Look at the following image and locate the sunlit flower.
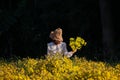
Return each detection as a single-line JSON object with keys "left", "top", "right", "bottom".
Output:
{"left": 69, "top": 36, "right": 87, "bottom": 51}
{"left": 0, "top": 54, "right": 120, "bottom": 80}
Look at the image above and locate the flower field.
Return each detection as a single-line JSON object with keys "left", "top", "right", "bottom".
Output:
{"left": 0, "top": 54, "right": 120, "bottom": 80}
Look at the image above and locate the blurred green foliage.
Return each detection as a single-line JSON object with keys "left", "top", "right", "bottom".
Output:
{"left": 0, "top": 0, "right": 115, "bottom": 60}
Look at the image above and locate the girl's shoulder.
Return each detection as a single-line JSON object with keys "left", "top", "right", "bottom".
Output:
{"left": 61, "top": 42, "right": 66, "bottom": 46}
{"left": 47, "top": 42, "right": 66, "bottom": 46}
{"left": 47, "top": 42, "right": 54, "bottom": 46}
{"left": 61, "top": 42, "right": 66, "bottom": 44}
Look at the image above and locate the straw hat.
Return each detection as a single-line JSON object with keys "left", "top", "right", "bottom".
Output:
{"left": 49, "top": 28, "right": 63, "bottom": 42}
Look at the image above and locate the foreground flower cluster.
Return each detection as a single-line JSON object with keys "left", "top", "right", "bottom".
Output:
{"left": 0, "top": 54, "right": 120, "bottom": 80}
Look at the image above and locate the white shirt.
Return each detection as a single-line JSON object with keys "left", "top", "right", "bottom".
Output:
{"left": 47, "top": 42, "right": 73, "bottom": 57}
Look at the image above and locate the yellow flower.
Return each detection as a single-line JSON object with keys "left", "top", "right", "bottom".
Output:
{"left": 70, "top": 37, "right": 75, "bottom": 41}
{"left": 69, "top": 36, "right": 87, "bottom": 51}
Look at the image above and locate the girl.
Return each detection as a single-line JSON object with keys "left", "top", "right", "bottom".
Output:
{"left": 47, "top": 28, "right": 77, "bottom": 57}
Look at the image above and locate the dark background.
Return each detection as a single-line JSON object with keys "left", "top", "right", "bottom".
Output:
{"left": 0, "top": 0, "right": 119, "bottom": 60}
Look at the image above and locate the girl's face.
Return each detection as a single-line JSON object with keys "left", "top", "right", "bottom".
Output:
{"left": 53, "top": 40, "right": 61, "bottom": 45}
